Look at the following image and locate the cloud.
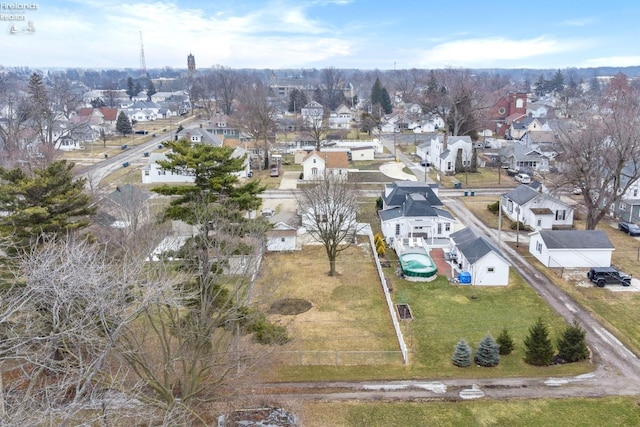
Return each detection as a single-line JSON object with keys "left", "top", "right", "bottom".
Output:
{"left": 416, "top": 36, "right": 586, "bottom": 68}
{"left": 559, "top": 17, "right": 597, "bottom": 27}
{"left": 582, "top": 56, "right": 640, "bottom": 68}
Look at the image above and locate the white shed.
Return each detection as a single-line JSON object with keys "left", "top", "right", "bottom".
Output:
{"left": 528, "top": 230, "right": 614, "bottom": 268}
{"left": 266, "top": 222, "right": 297, "bottom": 251}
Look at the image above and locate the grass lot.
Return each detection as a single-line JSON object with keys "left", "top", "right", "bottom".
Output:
{"left": 256, "top": 245, "right": 399, "bottom": 357}
{"left": 461, "top": 196, "right": 640, "bottom": 357}
{"left": 432, "top": 168, "right": 518, "bottom": 189}
{"left": 349, "top": 171, "right": 392, "bottom": 183}
{"left": 298, "top": 396, "right": 640, "bottom": 427}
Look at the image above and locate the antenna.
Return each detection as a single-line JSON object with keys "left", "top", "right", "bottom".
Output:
{"left": 139, "top": 30, "right": 147, "bottom": 76}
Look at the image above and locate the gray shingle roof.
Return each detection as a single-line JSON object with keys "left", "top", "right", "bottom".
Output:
{"left": 538, "top": 230, "right": 614, "bottom": 249}
{"left": 457, "top": 236, "right": 508, "bottom": 264}
{"left": 383, "top": 181, "right": 442, "bottom": 207}
{"left": 503, "top": 184, "right": 540, "bottom": 205}
{"left": 450, "top": 228, "right": 477, "bottom": 245}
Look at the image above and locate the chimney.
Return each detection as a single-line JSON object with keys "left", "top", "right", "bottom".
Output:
{"left": 186, "top": 131, "right": 191, "bottom": 141}
{"left": 442, "top": 133, "right": 448, "bottom": 151}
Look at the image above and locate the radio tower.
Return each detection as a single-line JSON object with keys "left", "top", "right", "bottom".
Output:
{"left": 139, "top": 30, "right": 147, "bottom": 76}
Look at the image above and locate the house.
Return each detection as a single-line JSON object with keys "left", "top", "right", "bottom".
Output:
{"left": 416, "top": 141, "right": 430, "bottom": 162}
{"left": 500, "top": 142, "right": 549, "bottom": 172}
{"left": 489, "top": 92, "right": 527, "bottom": 136}
{"left": 427, "top": 135, "right": 473, "bottom": 175}
{"left": 301, "top": 101, "right": 324, "bottom": 127}
{"left": 508, "top": 116, "right": 549, "bottom": 140}
{"left": 609, "top": 163, "right": 640, "bottom": 223}
{"left": 142, "top": 152, "right": 195, "bottom": 184}
{"left": 449, "top": 228, "right": 511, "bottom": 286}
{"left": 502, "top": 184, "right": 573, "bottom": 229}
{"left": 266, "top": 222, "right": 297, "bottom": 251}
{"left": 502, "top": 184, "right": 574, "bottom": 230}
{"left": 328, "top": 104, "right": 353, "bottom": 130}
{"left": 528, "top": 230, "right": 614, "bottom": 268}
{"left": 207, "top": 113, "right": 241, "bottom": 138}
{"left": 379, "top": 192, "right": 456, "bottom": 245}
{"left": 123, "top": 101, "right": 162, "bottom": 122}
{"left": 175, "top": 128, "right": 223, "bottom": 147}
{"left": 301, "top": 150, "right": 349, "bottom": 180}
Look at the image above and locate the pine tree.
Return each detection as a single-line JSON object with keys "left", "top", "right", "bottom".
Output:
{"left": 126, "top": 77, "right": 136, "bottom": 99}
{"left": 496, "top": 327, "right": 515, "bottom": 355}
{"left": 556, "top": 321, "right": 589, "bottom": 363}
{"left": 451, "top": 338, "right": 472, "bottom": 367}
{"left": 474, "top": 334, "right": 500, "bottom": 367}
{"left": 381, "top": 88, "right": 393, "bottom": 114}
{"left": 0, "top": 160, "right": 95, "bottom": 250}
{"left": 116, "top": 111, "right": 133, "bottom": 136}
{"left": 370, "top": 77, "right": 383, "bottom": 106}
{"left": 524, "top": 318, "right": 554, "bottom": 366}
{"left": 146, "top": 80, "right": 157, "bottom": 100}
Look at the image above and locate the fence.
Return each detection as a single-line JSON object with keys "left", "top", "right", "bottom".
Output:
{"left": 366, "top": 229, "right": 409, "bottom": 364}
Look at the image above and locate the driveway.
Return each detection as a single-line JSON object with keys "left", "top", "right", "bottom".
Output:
{"left": 379, "top": 162, "right": 417, "bottom": 181}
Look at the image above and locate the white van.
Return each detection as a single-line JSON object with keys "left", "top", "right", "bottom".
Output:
{"left": 515, "top": 173, "right": 531, "bottom": 184}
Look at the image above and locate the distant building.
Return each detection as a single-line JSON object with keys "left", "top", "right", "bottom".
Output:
{"left": 187, "top": 53, "right": 196, "bottom": 72}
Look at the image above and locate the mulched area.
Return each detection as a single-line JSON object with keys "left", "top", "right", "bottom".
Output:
{"left": 430, "top": 248, "right": 454, "bottom": 279}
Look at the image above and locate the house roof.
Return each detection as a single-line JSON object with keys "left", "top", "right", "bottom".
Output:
{"left": 536, "top": 230, "right": 614, "bottom": 249}
{"left": 176, "top": 128, "right": 223, "bottom": 147}
{"left": 503, "top": 184, "right": 540, "bottom": 205}
{"left": 303, "top": 150, "right": 349, "bottom": 168}
{"left": 450, "top": 228, "right": 477, "bottom": 245}
{"left": 108, "top": 184, "right": 151, "bottom": 206}
{"left": 457, "top": 236, "right": 509, "bottom": 264}
{"left": 379, "top": 193, "right": 454, "bottom": 221}
{"left": 383, "top": 181, "right": 442, "bottom": 207}
{"left": 267, "top": 222, "right": 297, "bottom": 237}
{"left": 530, "top": 207, "right": 553, "bottom": 215}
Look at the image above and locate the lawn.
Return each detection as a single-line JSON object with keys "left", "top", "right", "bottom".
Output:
{"left": 461, "top": 196, "right": 640, "bottom": 357}
{"left": 432, "top": 167, "right": 517, "bottom": 189}
{"left": 298, "top": 396, "right": 640, "bottom": 427}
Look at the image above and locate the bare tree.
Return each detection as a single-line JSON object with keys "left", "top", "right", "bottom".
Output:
{"left": 213, "top": 66, "right": 242, "bottom": 116}
{"left": 316, "top": 67, "right": 346, "bottom": 110}
{"left": 557, "top": 73, "right": 640, "bottom": 229}
{"left": 303, "top": 106, "right": 328, "bottom": 150}
{"left": 233, "top": 80, "right": 278, "bottom": 169}
{"left": 191, "top": 73, "right": 217, "bottom": 119}
{"left": 297, "top": 175, "right": 363, "bottom": 276}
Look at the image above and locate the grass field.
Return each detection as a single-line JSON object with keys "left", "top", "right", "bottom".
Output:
{"left": 461, "top": 195, "right": 640, "bottom": 357}
{"left": 298, "top": 396, "right": 640, "bottom": 427}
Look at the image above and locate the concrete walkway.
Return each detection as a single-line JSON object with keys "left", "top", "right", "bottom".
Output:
{"left": 379, "top": 161, "right": 417, "bottom": 181}
{"left": 278, "top": 171, "right": 300, "bottom": 190}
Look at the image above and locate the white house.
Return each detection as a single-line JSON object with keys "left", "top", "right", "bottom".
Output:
{"left": 509, "top": 116, "right": 549, "bottom": 140}
{"left": 528, "top": 230, "right": 614, "bottom": 268}
{"left": 427, "top": 135, "right": 474, "bottom": 175}
{"left": 328, "top": 104, "right": 353, "bottom": 130}
{"left": 449, "top": 228, "right": 510, "bottom": 286}
{"left": 502, "top": 185, "right": 574, "bottom": 230}
{"left": 416, "top": 141, "right": 430, "bottom": 162}
{"left": 301, "top": 150, "right": 349, "bottom": 181}
{"left": 142, "top": 152, "right": 194, "bottom": 184}
{"left": 379, "top": 193, "right": 456, "bottom": 245}
{"left": 301, "top": 101, "right": 324, "bottom": 127}
{"left": 266, "top": 222, "right": 297, "bottom": 251}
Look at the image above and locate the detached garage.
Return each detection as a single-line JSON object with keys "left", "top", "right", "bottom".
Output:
{"left": 528, "top": 230, "right": 614, "bottom": 268}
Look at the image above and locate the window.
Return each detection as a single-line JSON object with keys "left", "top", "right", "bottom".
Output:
{"left": 447, "top": 161, "right": 452, "bottom": 170}
{"left": 498, "top": 107, "right": 506, "bottom": 115}
{"left": 445, "top": 223, "right": 451, "bottom": 232}
{"left": 281, "top": 238, "right": 285, "bottom": 242}
{"left": 437, "top": 223, "right": 442, "bottom": 234}
{"left": 555, "top": 210, "right": 566, "bottom": 220}
{"left": 144, "top": 170, "right": 149, "bottom": 176}
{"left": 537, "top": 219, "right": 542, "bottom": 227}
{"left": 536, "top": 241, "right": 543, "bottom": 253}
{"left": 634, "top": 189, "right": 638, "bottom": 197}
{"left": 312, "top": 167, "right": 318, "bottom": 175}
{"left": 487, "top": 267, "right": 495, "bottom": 273}
{"left": 395, "top": 224, "right": 400, "bottom": 235}
{"left": 620, "top": 202, "right": 626, "bottom": 210}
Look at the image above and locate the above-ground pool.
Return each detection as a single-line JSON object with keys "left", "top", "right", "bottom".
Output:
{"left": 400, "top": 252, "right": 438, "bottom": 280}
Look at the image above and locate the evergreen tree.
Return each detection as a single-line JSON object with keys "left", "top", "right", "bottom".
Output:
{"left": 370, "top": 77, "right": 384, "bottom": 106}
{"left": 152, "top": 139, "right": 265, "bottom": 223}
{"left": 381, "top": 87, "right": 393, "bottom": 114}
{"left": 470, "top": 147, "right": 478, "bottom": 172}
{"left": 0, "top": 160, "right": 95, "bottom": 250}
{"left": 126, "top": 77, "right": 136, "bottom": 99}
{"left": 455, "top": 148, "right": 463, "bottom": 173}
{"left": 524, "top": 318, "right": 554, "bottom": 366}
{"left": 288, "top": 88, "right": 308, "bottom": 113}
{"left": 474, "top": 334, "right": 500, "bottom": 367}
{"left": 134, "top": 81, "right": 143, "bottom": 97}
{"left": 451, "top": 338, "right": 472, "bottom": 367}
{"left": 146, "top": 79, "right": 157, "bottom": 100}
{"left": 556, "top": 321, "right": 589, "bottom": 363}
{"left": 116, "top": 111, "right": 133, "bottom": 136}
{"left": 496, "top": 327, "right": 515, "bottom": 355}
{"left": 551, "top": 69, "right": 565, "bottom": 93}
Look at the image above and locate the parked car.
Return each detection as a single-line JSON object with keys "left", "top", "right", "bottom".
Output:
{"left": 514, "top": 173, "right": 531, "bottom": 184}
{"left": 618, "top": 221, "right": 640, "bottom": 236}
{"left": 420, "top": 160, "right": 431, "bottom": 167}
{"left": 587, "top": 267, "right": 632, "bottom": 287}
{"left": 506, "top": 168, "right": 519, "bottom": 176}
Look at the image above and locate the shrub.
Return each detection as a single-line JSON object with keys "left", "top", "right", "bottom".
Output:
{"left": 510, "top": 220, "right": 526, "bottom": 230}
{"left": 246, "top": 315, "right": 290, "bottom": 345}
{"left": 556, "top": 321, "right": 589, "bottom": 363}
{"left": 269, "top": 298, "right": 312, "bottom": 315}
{"left": 474, "top": 334, "right": 500, "bottom": 367}
{"left": 524, "top": 318, "right": 554, "bottom": 366}
{"left": 451, "top": 338, "right": 472, "bottom": 367}
{"left": 375, "top": 197, "right": 383, "bottom": 210}
{"left": 487, "top": 200, "right": 500, "bottom": 214}
{"left": 496, "top": 327, "right": 515, "bottom": 355}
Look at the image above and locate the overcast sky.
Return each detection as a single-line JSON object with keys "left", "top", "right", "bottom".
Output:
{"left": 4, "top": 0, "right": 640, "bottom": 70}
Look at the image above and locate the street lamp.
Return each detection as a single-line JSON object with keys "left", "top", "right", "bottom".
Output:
{"left": 515, "top": 206, "right": 521, "bottom": 247}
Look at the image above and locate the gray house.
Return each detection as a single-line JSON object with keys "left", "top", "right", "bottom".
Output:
{"left": 528, "top": 230, "right": 614, "bottom": 268}
{"left": 449, "top": 228, "right": 510, "bottom": 286}
{"left": 502, "top": 184, "right": 574, "bottom": 230}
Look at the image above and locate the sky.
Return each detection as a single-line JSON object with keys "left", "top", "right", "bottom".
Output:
{"left": 4, "top": 0, "right": 640, "bottom": 71}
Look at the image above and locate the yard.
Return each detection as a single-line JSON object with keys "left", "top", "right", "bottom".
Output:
{"left": 461, "top": 195, "right": 640, "bottom": 357}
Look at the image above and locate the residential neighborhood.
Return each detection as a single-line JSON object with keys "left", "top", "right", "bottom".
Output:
{"left": 3, "top": 52, "right": 640, "bottom": 425}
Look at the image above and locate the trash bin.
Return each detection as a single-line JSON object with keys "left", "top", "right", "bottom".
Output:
{"left": 143, "top": 152, "right": 149, "bottom": 157}
{"left": 464, "top": 191, "right": 468, "bottom": 196}
{"left": 103, "top": 153, "right": 108, "bottom": 159}
{"left": 122, "top": 162, "right": 129, "bottom": 168}
{"left": 470, "top": 191, "right": 475, "bottom": 196}
{"left": 121, "top": 144, "right": 127, "bottom": 150}
{"left": 158, "top": 144, "right": 163, "bottom": 149}
{"left": 454, "top": 182, "right": 462, "bottom": 189}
